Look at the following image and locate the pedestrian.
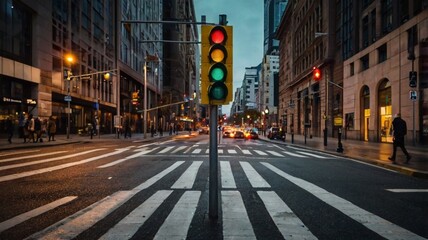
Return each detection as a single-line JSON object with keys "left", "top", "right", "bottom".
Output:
{"left": 158, "top": 124, "right": 163, "bottom": 136}
{"left": 388, "top": 113, "right": 411, "bottom": 163}
{"left": 18, "top": 113, "right": 25, "bottom": 138}
{"left": 27, "top": 114, "right": 35, "bottom": 143}
{"left": 5, "top": 116, "right": 14, "bottom": 144}
{"left": 34, "top": 117, "right": 42, "bottom": 143}
{"left": 47, "top": 116, "right": 57, "bottom": 141}
{"left": 124, "top": 116, "right": 131, "bottom": 139}
{"left": 151, "top": 124, "right": 155, "bottom": 137}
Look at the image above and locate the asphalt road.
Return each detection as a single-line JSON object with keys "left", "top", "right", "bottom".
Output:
{"left": 0, "top": 134, "right": 427, "bottom": 239}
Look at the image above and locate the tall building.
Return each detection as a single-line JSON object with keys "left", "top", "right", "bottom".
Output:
{"left": 259, "top": 54, "right": 280, "bottom": 126}
{"left": 0, "top": 0, "right": 197, "bottom": 136}
{"left": 264, "top": 0, "right": 288, "bottom": 55}
{"left": 242, "top": 66, "right": 260, "bottom": 111}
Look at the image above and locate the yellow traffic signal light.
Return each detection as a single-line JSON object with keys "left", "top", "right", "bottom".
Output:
{"left": 201, "top": 25, "right": 233, "bottom": 105}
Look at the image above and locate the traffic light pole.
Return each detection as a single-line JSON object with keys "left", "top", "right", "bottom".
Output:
{"left": 209, "top": 105, "right": 219, "bottom": 219}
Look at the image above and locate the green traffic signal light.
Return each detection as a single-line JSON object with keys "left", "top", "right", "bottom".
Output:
{"left": 209, "top": 63, "right": 227, "bottom": 82}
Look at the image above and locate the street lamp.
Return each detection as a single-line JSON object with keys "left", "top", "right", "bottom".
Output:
{"left": 65, "top": 54, "right": 75, "bottom": 139}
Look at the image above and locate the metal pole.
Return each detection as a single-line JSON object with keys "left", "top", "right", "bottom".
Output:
{"left": 209, "top": 105, "right": 218, "bottom": 219}
{"left": 413, "top": 100, "right": 416, "bottom": 146}
{"left": 67, "top": 80, "right": 70, "bottom": 139}
{"left": 143, "top": 60, "right": 148, "bottom": 139}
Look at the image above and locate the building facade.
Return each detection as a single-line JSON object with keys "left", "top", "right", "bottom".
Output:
{"left": 0, "top": 0, "right": 197, "bottom": 136}
{"left": 276, "top": 0, "right": 428, "bottom": 145}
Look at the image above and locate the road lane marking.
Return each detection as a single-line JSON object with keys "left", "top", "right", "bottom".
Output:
{"left": 239, "top": 162, "right": 270, "bottom": 188}
{"left": 0, "top": 196, "right": 77, "bottom": 233}
{"left": 254, "top": 150, "right": 267, "bottom": 156}
{"left": 100, "top": 190, "right": 173, "bottom": 240}
{"left": 242, "top": 150, "right": 251, "bottom": 155}
{"left": 159, "top": 146, "right": 174, "bottom": 154}
{"left": 0, "top": 149, "right": 40, "bottom": 157}
{"left": 171, "top": 161, "right": 203, "bottom": 189}
{"left": 298, "top": 151, "right": 328, "bottom": 159}
{"left": 221, "top": 161, "right": 236, "bottom": 189}
{"left": 0, "top": 149, "right": 127, "bottom": 183}
{"left": 218, "top": 149, "right": 224, "bottom": 154}
{"left": 191, "top": 149, "right": 202, "bottom": 154}
{"left": 27, "top": 161, "right": 184, "bottom": 239}
{"left": 154, "top": 191, "right": 201, "bottom": 240}
{"left": 0, "top": 149, "right": 104, "bottom": 171}
{"left": 222, "top": 191, "right": 256, "bottom": 240}
{"left": 228, "top": 149, "right": 237, "bottom": 154}
{"left": 386, "top": 189, "right": 428, "bottom": 193}
{"left": 266, "top": 150, "right": 284, "bottom": 157}
{"left": 172, "top": 146, "right": 187, "bottom": 153}
{"left": 0, "top": 151, "right": 68, "bottom": 163}
{"left": 282, "top": 151, "right": 308, "bottom": 158}
{"left": 261, "top": 162, "right": 426, "bottom": 240}
{"left": 257, "top": 191, "right": 317, "bottom": 239}
{"left": 97, "top": 147, "right": 159, "bottom": 168}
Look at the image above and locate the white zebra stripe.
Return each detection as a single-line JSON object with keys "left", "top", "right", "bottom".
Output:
{"left": 100, "top": 190, "right": 173, "bottom": 240}
{"left": 154, "top": 191, "right": 201, "bottom": 240}
{"left": 242, "top": 150, "right": 252, "bottom": 155}
{"left": 171, "top": 161, "right": 203, "bottom": 189}
{"left": 254, "top": 150, "right": 268, "bottom": 156}
{"left": 257, "top": 191, "right": 317, "bottom": 239}
{"left": 239, "top": 162, "right": 270, "bottom": 188}
{"left": 261, "top": 162, "right": 426, "bottom": 240}
{"left": 221, "top": 161, "right": 236, "bottom": 189}
{"left": 298, "top": 151, "right": 328, "bottom": 159}
{"left": 159, "top": 146, "right": 174, "bottom": 154}
{"left": 0, "top": 196, "right": 77, "bottom": 233}
{"left": 222, "top": 191, "right": 256, "bottom": 240}
{"left": 282, "top": 151, "right": 308, "bottom": 158}
{"left": 266, "top": 150, "right": 284, "bottom": 157}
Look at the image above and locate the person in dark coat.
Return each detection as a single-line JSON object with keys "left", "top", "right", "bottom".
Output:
{"left": 5, "top": 116, "right": 14, "bottom": 144}
{"left": 388, "top": 113, "right": 411, "bottom": 163}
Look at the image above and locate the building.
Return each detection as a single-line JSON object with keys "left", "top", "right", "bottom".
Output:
{"left": 0, "top": 0, "right": 197, "bottom": 137}
{"left": 259, "top": 53, "right": 280, "bottom": 127}
{"left": 276, "top": 0, "right": 342, "bottom": 140}
{"left": 242, "top": 66, "right": 260, "bottom": 111}
{"left": 264, "top": 0, "right": 288, "bottom": 55}
{"left": 342, "top": 1, "right": 428, "bottom": 144}
{"left": 276, "top": 0, "right": 428, "bottom": 145}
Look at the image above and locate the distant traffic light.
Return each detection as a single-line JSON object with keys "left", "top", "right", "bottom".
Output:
{"left": 313, "top": 67, "right": 321, "bottom": 81}
{"left": 201, "top": 25, "right": 233, "bottom": 105}
{"left": 409, "top": 71, "right": 417, "bottom": 88}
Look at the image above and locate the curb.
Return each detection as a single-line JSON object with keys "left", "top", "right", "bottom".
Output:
{"left": 258, "top": 138, "right": 428, "bottom": 179}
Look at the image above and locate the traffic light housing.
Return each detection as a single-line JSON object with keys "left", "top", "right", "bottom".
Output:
{"left": 409, "top": 71, "right": 417, "bottom": 88}
{"left": 201, "top": 25, "right": 233, "bottom": 105}
{"left": 313, "top": 67, "right": 321, "bottom": 81}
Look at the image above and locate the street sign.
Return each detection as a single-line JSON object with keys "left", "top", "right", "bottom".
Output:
{"left": 64, "top": 95, "right": 72, "bottom": 102}
{"left": 409, "top": 90, "right": 417, "bottom": 101}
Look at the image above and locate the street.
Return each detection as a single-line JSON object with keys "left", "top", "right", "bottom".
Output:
{"left": 0, "top": 134, "right": 427, "bottom": 240}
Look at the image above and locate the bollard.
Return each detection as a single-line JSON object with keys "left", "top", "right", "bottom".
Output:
{"left": 337, "top": 127, "right": 344, "bottom": 153}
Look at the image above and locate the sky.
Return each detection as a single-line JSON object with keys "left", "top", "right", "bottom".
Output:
{"left": 194, "top": 0, "right": 264, "bottom": 116}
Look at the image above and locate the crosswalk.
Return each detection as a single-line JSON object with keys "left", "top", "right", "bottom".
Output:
{"left": 0, "top": 147, "right": 426, "bottom": 239}
{"left": 131, "top": 145, "right": 331, "bottom": 159}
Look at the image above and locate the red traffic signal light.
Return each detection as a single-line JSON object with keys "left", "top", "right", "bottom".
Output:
{"left": 313, "top": 67, "right": 321, "bottom": 81}
{"left": 201, "top": 25, "right": 233, "bottom": 105}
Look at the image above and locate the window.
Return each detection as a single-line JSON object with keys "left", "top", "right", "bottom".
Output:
{"left": 360, "top": 54, "right": 369, "bottom": 71}
{"left": 381, "top": 0, "right": 393, "bottom": 33}
{"left": 362, "top": 16, "right": 369, "bottom": 48}
{"left": 350, "top": 62, "right": 354, "bottom": 76}
{"left": 378, "top": 44, "right": 387, "bottom": 63}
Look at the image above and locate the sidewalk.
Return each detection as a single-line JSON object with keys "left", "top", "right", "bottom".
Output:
{"left": 259, "top": 133, "right": 428, "bottom": 178}
{"left": 1, "top": 132, "right": 427, "bottom": 178}
{"left": 0, "top": 132, "right": 188, "bottom": 151}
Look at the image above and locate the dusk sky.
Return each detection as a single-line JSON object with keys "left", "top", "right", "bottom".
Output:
{"left": 194, "top": 0, "right": 264, "bottom": 115}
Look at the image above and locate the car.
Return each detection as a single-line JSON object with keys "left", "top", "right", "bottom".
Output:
{"left": 268, "top": 127, "right": 280, "bottom": 139}
{"left": 198, "top": 127, "right": 209, "bottom": 134}
{"left": 245, "top": 131, "right": 259, "bottom": 139}
{"left": 223, "top": 131, "right": 232, "bottom": 138}
{"left": 232, "top": 130, "right": 245, "bottom": 139}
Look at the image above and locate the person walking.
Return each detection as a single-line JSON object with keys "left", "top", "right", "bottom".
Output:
{"left": 34, "top": 117, "right": 42, "bottom": 143}
{"left": 27, "top": 114, "right": 35, "bottom": 143}
{"left": 388, "top": 113, "right": 411, "bottom": 163}
{"left": 47, "top": 116, "right": 57, "bottom": 141}
{"left": 5, "top": 116, "right": 14, "bottom": 144}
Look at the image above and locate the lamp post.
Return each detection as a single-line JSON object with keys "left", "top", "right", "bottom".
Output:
{"left": 65, "top": 54, "right": 74, "bottom": 139}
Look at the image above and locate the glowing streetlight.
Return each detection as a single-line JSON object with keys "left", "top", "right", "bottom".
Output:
{"left": 65, "top": 53, "right": 75, "bottom": 139}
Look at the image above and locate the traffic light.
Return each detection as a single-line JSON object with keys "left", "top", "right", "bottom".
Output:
{"left": 201, "top": 25, "right": 233, "bottom": 105}
{"left": 409, "top": 71, "right": 417, "bottom": 88}
{"left": 313, "top": 67, "right": 321, "bottom": 81}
